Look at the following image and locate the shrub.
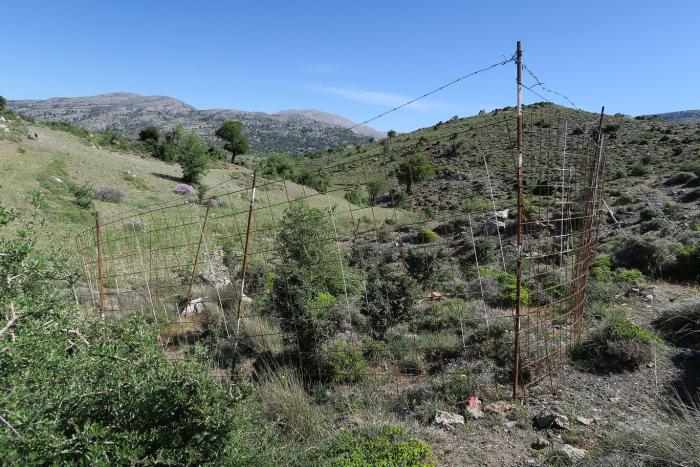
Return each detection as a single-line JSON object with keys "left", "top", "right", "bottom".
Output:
{"left": 591, "top": 255, "right": 613, "bottom": 281}
{"left": 630, "top": 164, "right": 650, "bottom": 176}
{"left": 95, "top": 184, "right": 126, "bottom": 203}
{"left": 67, "top": 182, "right": 95, "bottom": 209}
{"left": 612, "top": 236, "right": 676, "bottom": 276}
{"left": 178, "top": 132, "right": 211, "bottom": 184}
{"left": 669, "top": 245, "right": 700, "bottom": 282}
{"left": 615, "top": 268, "right": 645, "bottom": 286}
{"left": 466, "top": 321, "right": 515, "bottom": 382}
{"left": 403, "top": 247, "right": 447, "bottom": 289}
{"left": 344, "top": 186, "right": 367, "bottom": 206}
{"left": 174, "top": 183, "right": 197, "bottom": 196}
{"left": 570, "top": 313, "right": 662, "bottom": 372}
{"left": 320, "top": 339, "right": 368, "bottom": 383}
{"left": 323, "top": 425, "right": 434, "bottom": 466}
{"left": 271, "top": 201, "right": 348, "bottom": 356}
{"left": 663, "top": 172, "right": 695, "bottom": 186}
{"left": 361, "top": 270, "right": 420, "bottom": 339}
{"left": 417, "top": 227, "right": 439, "bottom": 244}
{"left": 0, "top": 214, "right": 243, "bottom": 465}
{"left": 366, "top": 177, "right": 388, "bottom": 205}
{"left": 412, "top": 298, "right": 475, "bottom": 331}
{"left": 653, "top": 298, "right": 700, "bottom": 347}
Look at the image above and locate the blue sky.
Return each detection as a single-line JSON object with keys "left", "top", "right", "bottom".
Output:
{"left": 3, "top": 0, "right": 699, "bottom": 132}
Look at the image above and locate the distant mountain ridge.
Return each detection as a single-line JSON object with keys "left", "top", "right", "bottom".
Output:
{"left": 8, "top": 93, "right": 386, "bottom": 154}
{"left": 642, "top": 110, "right": 700, "bottom": 123}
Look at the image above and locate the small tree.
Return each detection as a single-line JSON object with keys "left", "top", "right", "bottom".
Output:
{"left": 271, "top": 201, "right": 348, "bottom": 354}
{"left": 0, "top": 95, "right": 6, "bottom": 110}
{"left": 387, "top": 129, "right": 397, "bottom": 139}
{"left": 138, "top": 125, "right": 160, "bottom": 144}
{"left": 178, "top": 132, "right": 211, "bottom": 184}
{"left": 366, "top": 177, "right": 388, "bottom": 205}
{"left": 215, "top": 120, "right": 249, "bottom": 163}
{"left": 362, "top": 270, "right": 420, "bottom": 339}
{"left": 396, "top": 153, "right": 434, "bottom": 194}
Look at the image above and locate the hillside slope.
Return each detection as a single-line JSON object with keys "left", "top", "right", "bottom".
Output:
{"left": 297, "top": 103, "right": 700, "bottom": 248}
{"left": 8, "top": 93, "right": 380, "bottom": 154}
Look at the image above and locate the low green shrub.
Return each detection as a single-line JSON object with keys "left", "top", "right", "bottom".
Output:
{"left": 344, "top": 186, "right": 367, "bottom": 206}
{"left": 570, "top": 313, "right": 662, "bottom": 372}
{"left": 323, "top": 425, "right": 434, "bottom": 466}
{"left": 320, "top": 339, "right": 368, "bottom": 383}
{"left": 615, "top": 268, "right": 645, "bottom": 287}
{"left": 417, "top": 227, "right": 439, "bottom": 244}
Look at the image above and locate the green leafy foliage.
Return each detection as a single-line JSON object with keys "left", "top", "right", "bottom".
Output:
{"left": 323, "top": 425, "right": 434, "bottom": 466}
{"left": 320, "top": 339, "right": 368, "bottom": 383}
{"left": 178, "top": 132, "right": 211, "bottom": 184}
{"left": 0, "top": 214, "right": 243, "bottom": 465}
{"left": 361, "top": 270, "right": 420, "bottom": 339}
{"left": 396, "top": 153, "right": 434, "bottom": 194}
{"left": 215, "top": 120, "right": 249, "bottom": 163}
{"left": 271, "top": 201, "right": 349, "bottom": 354}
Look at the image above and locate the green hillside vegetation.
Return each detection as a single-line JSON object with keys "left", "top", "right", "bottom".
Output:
{"left": 2, "top": 102, "right": 700, "bottom": 464}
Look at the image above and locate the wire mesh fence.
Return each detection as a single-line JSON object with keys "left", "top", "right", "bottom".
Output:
{"left": 75, "top": 107, "right": 607, "bottom": 397}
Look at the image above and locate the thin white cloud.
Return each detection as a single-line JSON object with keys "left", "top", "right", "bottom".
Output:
{"left": 315, "top": 85, "right": 450, "bottom": 111}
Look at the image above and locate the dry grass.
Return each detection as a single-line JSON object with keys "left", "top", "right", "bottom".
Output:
{"left": 592, "top": 397, "right": 700, "bottom": 466}
{"left": 256, "top": 369, "right": 329, "bottom": 443}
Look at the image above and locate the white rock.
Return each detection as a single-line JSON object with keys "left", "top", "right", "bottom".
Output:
{"left": 558, "top": 444, "right": 587, "bottom": 461}
{"left": 434, "top": 410, "right": 465, "bottom": 426}
{"left": 575, "top": 416, "right": 593, "bottom": 426}
{"left": 0, "top": 116, "right": 6, "bottom": 122}
{"left": 182, "top": 297, "right": 204, "bottom": 316}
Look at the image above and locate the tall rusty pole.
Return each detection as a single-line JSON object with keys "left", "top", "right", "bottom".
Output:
{"left": 235, "top": 172, "right": 258, "bottom": 339}
{"left": 513, "top": 40, "right": 524, "bottom": 399}
{"left": 95, "top": 211, "right": 106, "bottom": 319}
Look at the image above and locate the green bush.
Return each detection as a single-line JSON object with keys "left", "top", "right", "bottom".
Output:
{"left": 344, "top": 186, "right": 367, "bottom": 206}
{"left": 670, "top": 245, "right": 700, "bottom": 282}
{"left": 416, "top": 227, "right": 439, "bottom": 244}
{"left": 570, "top": 313, "right": 662, "bottom": 372}
{"left": 323, "top": 425, "right": 434, "bottom": 466}
{"left": 403, "top": 247, "right": 447, "bottom": 289}
{"left": 67, "top": 182, "right": 96, "bottom": 209}
{"left": 615, "top": 268, "right": 645, "bottom": 286}
{"left": 612, "top": 236, "right": 676, "bottom": 276}
{"left": 271, "top": 201, "right": 349, "bottom": 355}
{"left": 320, "top": 339, "right": 368, "bottom": 383}
{"left": 466, "top": 321, "right": 514, "bottom": 382}
{"left": 591, "top": 255, "right": 613, "bottom": 281}
{"left": 361, "top": 270, "right": 420, "bottom": 339}
{"left": 0, "top": 211, "right": 242, "bottom": 465}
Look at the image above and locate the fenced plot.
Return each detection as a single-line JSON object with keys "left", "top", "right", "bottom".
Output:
{"left": 75, "top": 107, "right": 607, "bottom": 397}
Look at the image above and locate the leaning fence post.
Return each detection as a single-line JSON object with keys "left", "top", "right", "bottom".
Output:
{"left": 186, "top": 202, "right": 212, "bottom": 307}
{"left": 95, "top": 211, "right": 106, "bottom": 319}
{"left": 513, "top": 40, "right": 524, "bottom": 399}
{"left": 235, "top": 172, "right": 257, "bottom": 341}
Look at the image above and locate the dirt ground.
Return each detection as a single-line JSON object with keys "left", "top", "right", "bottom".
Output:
{"left": 421, "top": 282, "right": 699, "bottom": 466}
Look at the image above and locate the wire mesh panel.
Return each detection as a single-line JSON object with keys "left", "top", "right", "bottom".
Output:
{"left": 75, "top": 108, "right": 607, "bottom": 395}
{"left": 517, "top": 110, "right": 607, "bottom": 391}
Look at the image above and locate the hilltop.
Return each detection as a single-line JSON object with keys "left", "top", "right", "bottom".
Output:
{"left": 646, "top": 109, "right": 700, "bottom": 124}
{"left": 8, "top": 93, "right": 384, "bottom": 154}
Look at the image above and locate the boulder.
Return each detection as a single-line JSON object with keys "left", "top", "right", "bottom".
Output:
{"left": 533, "top": 411, "right": 569, "bottom": 430}
{"left": 557, "top": 444, "right": 586, "bottom": 462}
{"left": 575, "top": 416, "right": 593, "bottom": 426}
{"left": 486, "top": 400, "right": 516, "bottom": 416}
{"left": 182, "top": 297, "right": 204, "bottom": 317}
{"left": 434, "top": 410, "right": 465, "bottom": 427}
{"left": 482, "top": 218, "right": 506, "bottom": 236}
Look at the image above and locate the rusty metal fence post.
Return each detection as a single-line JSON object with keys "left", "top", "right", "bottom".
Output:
{"left": 234, "top": 172, "right": 258, "bottom": 343}
{"left": 513, "top": 40, "right": 524, "bottom": 399}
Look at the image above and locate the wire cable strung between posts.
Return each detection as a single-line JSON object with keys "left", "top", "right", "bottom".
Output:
{"left": 346, "top": 53, "right": 517, "bottom": 131}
